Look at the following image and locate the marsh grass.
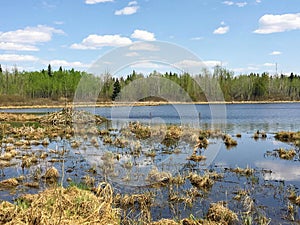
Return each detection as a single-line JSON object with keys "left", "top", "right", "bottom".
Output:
{"left": 0, "top": 111, "right": 299, "bottom": 224}
{"left": 0, "top": 182, "right": 120, "bottom": 225}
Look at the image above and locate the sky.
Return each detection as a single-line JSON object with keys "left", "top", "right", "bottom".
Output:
{"left": 0, "top": 0, "right": 300, "bottom": 76}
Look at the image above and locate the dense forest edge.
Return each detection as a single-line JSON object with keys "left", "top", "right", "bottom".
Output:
{"left": 0, "top": 64, "right": 299, "bottom": 106}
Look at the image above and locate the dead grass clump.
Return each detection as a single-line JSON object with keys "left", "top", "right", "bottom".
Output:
{"left": 276, "top": 148, "right": 296, "bottom": 160}
{"left": 150, "top": 218, "right": 179, "bottom": 225}
{"left": 187, "top": 153, "right": 206, "bottom": 162}
{"left": 188, "top": 173, "right": 214, "bottom": 190}
{"left": 0, "top": 182, "right": 119, "bottom": 224}
{"left": 0, "top": 152, "right": 14, "bottom": 161}
{"left": 129, "top": 121, "right": 151, "bottom": 139}
{"left": 162, "top": 126, "right": 183, "bottom": 147}
{"left": 206, "top": 202, "right": 238, "bottom": 225}
{"left": 0, "top": 178, "right": 19, "bottom": 187}
{"left": 0, "top": 113, "right": 39, "bottom": 122}
{"left": 21, "top": 155, "right": 38, "bottom": 168}
{"left": 230, "top": 167, "right": 254, "bottom": 176}
{"left": 233, "top": 189, "right": 249, "bottom": 201}
{"left": 147, "top": 167, "right": 172, "bottom": 185}
{"left": 114, "top": 192, "right": 153, "bottom": 223}
{"left": 223, "top": 135, "right": 237, "bottom": 147}
{"left": 288, "top": 189, "right": 300, "bottom": 206}
{"left": 0, "top": 201, "right": 16, "bottom": 224}
{"left": 275, "top": 131, "right": 300, "bottom": 146}
{"left": 24, "top": 182, "right": 39, "bottom": 188}
{"left": 43, "top": 167, "right": 60, "bottom": 180}
{"left": 171, "top": 175, "right": 186, "bottom": 185}
{"left": 0, "top": 160, "right": 11, "bottom": 168}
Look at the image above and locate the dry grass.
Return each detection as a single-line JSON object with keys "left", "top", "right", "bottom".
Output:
{"left": 206, "top": 202, "right": 238, "bottom": 225}
{"left": 276, "top": 148, "right": 296, "bottom": 160}
{"left": 187, "top": 153, "right": 206, "bottom": 162}
{"left": 0, "top": 178, "right": 19, "bottom": 187}
{"left": 0, "top": 113, "right": 38, "bottom": 122}
{"left": 223, "top": 135, "right": 237, "bottom": 147}
{"left": 230, "top": 167, "right": 254, "bottom": 176}
{"left": 275, "top": 131, "right": 300, "bottom": 146}
{"left": 43, "top": 167, "right": 60, "bottom": 180}
{"left": 188, "top": 173, "right": 214, "bottom": 190}
{"left": 0, "top": 182, "right": 119, "bottom": 225}
{"left": 147, "top": 167, "right": 172, "bottom": 185}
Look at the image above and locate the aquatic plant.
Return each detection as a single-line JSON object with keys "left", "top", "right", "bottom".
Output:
{"left": 187, "top": 153, "right": 206, "bottom": 162}
{"left": 223, "top": 134, "right": 238, "bottom": 147}
{"left": 129, "top": 121, "right": 151, "bottom": 139}
{"left": 276, "top": 148, "right": 296, "bottom": 160}
{"left": 275, "top": 131, "right": 300, "bottom": 146}
{"left": 147, "top": 167, "right": 172, "bottom": 185}
{"left": 206, "top": 202, "right": 238, "bottom": 225}
{"left": 43, "top": 167, "right": 60, "bottom": 180}
{"left": 188, "top": 173, "right": 214, "bottom": 190}
{"left": 0, "top": 182, "right": 119, "bottom": 224}
{"left": 230, "top": 167, "right": 254, "bottom": 176}
{"left": 0, "top": 178, "right": 19, "bottom": 187}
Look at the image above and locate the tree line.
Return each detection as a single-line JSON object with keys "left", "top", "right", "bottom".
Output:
{"left": 0, "top": 64, "right": 299, "bottom": 104}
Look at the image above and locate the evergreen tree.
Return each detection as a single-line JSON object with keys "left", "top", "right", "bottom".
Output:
{"left": 112, "top": 78, "right": 121, "bottom": 101}
{"left": 47, "top": 64, "right": 52, "bottom": 77}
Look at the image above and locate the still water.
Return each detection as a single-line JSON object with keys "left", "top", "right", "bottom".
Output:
{"left": 1, "top": 103, "right": 300, "bottom": 223}
{"left": 1, "top": 103, "right": 300, "bottom": 132}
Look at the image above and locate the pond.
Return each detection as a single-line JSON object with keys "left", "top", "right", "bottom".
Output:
{"left": 0, "top": 102, "right": 299, "bottom": 223}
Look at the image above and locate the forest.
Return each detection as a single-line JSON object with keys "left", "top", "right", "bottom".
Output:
{"left": 0, "top": 64, "right": 299, "bottom": 105}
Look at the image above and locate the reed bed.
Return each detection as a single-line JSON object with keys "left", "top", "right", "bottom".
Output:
{"left": 0, "top": 182, "right": 120, "bottom": 225}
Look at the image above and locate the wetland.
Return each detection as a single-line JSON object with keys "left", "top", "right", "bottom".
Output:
{"left": 0, "top": 102, "right": 300, "bottom": 224}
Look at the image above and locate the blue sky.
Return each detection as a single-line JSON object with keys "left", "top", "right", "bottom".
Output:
{"left": 0, "top": 0, "right": 300, "bottom": 76}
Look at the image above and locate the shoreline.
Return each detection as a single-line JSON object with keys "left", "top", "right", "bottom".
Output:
{"left": 0, "top": 100, "right": 299, "bottom": 109}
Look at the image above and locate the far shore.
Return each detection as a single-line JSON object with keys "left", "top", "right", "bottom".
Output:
{"left": 0, "top": 100, "right": 299, "bottom": 110}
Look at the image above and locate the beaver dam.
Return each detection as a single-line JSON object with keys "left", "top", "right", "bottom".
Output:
{"left": 0, "top": 108, "right": 300, "bottom": 224}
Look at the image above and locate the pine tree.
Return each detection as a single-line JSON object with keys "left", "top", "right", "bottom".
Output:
{"left": 112, "top": 78, "right": 121, "bottom": 101}
{"left": 47, "top": 64, "right": 52, "bottom": 77}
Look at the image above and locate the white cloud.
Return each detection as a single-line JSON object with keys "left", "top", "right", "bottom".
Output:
{"left": 222, "top": 1, "right": 234, "bottom": 5}
{"left": 131, "top": 29, "right": 155, "bottom": 41}
{"left": 174, "top": 60, "right": 204, "bottom": 68}
{"left": 128, "top": 1, "right": 137, "bottom": 6}
{"left": 71, "top": 34, "right": 132, "bottom": 49}
{"left": 115, "top": 1, "right": 139, "bottom": 16}
{"left": 0, "top": 25, "right": 64, "bottom": 44}
{"left": 129, "top": 42, "right": 160, "bottom": 51}
{"left": 254, "top": 13, "right": 300, "bottom": 34}
{"left": 0, "top": 54, "right": 38, "bottom": 62}
{"left": 190, "top": 37, "right": 203, "bottom": 41}
{"left": 0, "top": 42, "right": 39, "bottom": 51}
{"left": 264, "top": 62, "right": 275, "bottom": 67}
{"left": 256, "top": 0, "right": 261, "bottom": 3}
{"left": 115, "top": 5, "right": 139, "bottom": 15}
{"left": 47, "top": 59, "right": 89, "bottom": 68}
{"left": 0, "top": 25, "right": 63, "bottom": 52}
{"left": 236, "top": 2, "right": 247, "bottom": 7}
{"left": 85, "top": 0, "right": 113, "bottom": 4}
{"left": 203, "top": 60, "right": 223, "bottom": 67}
{"left": 270, "top": 51, "right": 282, "bottom": 55}
{"left": 223, "top": 1, "right": 247, "bottom": 7}
{"left": 213, "top": 25, "right": 229, "bottom": 34}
